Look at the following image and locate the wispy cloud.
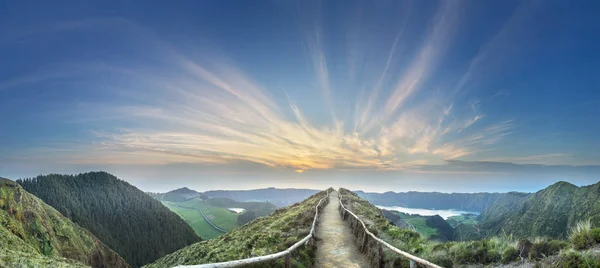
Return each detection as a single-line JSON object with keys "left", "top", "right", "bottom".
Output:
{"left": 3, "top": 13, "right": 519, "bottom": 172}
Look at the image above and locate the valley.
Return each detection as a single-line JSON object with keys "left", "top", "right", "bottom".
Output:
{"left": 2, "top": 172, "right": 600, "bottom": 268}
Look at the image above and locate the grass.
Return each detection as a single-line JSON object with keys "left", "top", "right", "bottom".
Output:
{"left": 339, "top": 188, "right": 600, "bottom": 268}
{"left": 162, "top": 197, "right": 278, "bottom": 240}
{"left": 0, "top": 178, "right": 128, "bottom": 268}
{"left": 569, "top": 219, "right": 600, "bottom": 250}
{"left": 162, "top": 203, "right": 225, "bottom": 239}
{"left": 396, "top": 213, "right": 438, "bottom": 238}
{"left": 0, "top": 247, "right": 89, "bottom": 268}
{"left": 446, "top": 214, "right": 479, "bottom": 228}
{"left": 144, "top": 189, "right": 331, "bottom": 268}
{"left": 177, "top": 198, "right": 241, "bottom": 231}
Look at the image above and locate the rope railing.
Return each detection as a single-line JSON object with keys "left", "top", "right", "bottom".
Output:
{"left": 338, "top": 191, "right": 442, "bottom": 268}
{"left": 174, "top": 189, "right": 331, "bottom": 268}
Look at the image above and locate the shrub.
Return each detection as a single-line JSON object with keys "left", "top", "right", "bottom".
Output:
{"left": 590, "top": 228, "right": 600, "bottom": 243}
{"left": 529, "top": 239, "right": 567, "bottom": 259}
{"left": 428, "top": 254, "right": 453, "bottom": 268}
{"left": 553, "top": 250, "right": 600, "bottom": 268}
{"left": 569, "top": 219, "right": 595, "bottom": 250}
{"left": 517, "top": 239, "right": 533, "bottom": 259}
{"left": 501, "top": 247, "right": 520, "bottom": 264}
{"left": 570, "top": 219, "right": 592, "bottom": 240}
{"left": 555, "top": 250, "right": 583, "bottom": 268}
{"left": 571, "top": 231, "right": 595, "bottom": 250}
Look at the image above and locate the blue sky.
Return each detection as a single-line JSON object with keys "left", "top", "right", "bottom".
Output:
{"left": 1, "top": 0, "right": 599, "bottom": 193}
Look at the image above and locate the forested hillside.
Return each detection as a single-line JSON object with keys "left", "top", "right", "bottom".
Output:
{"left": 355, "top": 190, "right": 509, "bottom": 212}
{"left": 480, "top": 181, "right": 600, "bottom": 239}
{"left": 0, "top": 178, "right": 128, "bottom": 268}
{"left": 17, "top": 172, "right": 201, "bottom": 267}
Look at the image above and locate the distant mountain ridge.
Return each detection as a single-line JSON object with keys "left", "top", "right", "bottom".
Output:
{"left": 355, "top": 190, "right": 512, "bottom": 212}
{"left": 0, "top": 178, "right": 128, "bottom": 268}
{"left": 203, "top": 187, "right": 319, "bottom": 207}
{"left": 479, "top": 181, "right": 600, "bottom": 239}
{"left": 18, "top": 172, "right": 201, "bottom": 267}
{"left": 148, "top": 187, "right": 206, "bottom": 202}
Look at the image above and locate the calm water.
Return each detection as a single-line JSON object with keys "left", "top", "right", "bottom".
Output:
{"left": 227, "top": 208, "right": 246, "bottom": 214}
{"left": 376, "top": 205, "right": 479, "bottom": 219}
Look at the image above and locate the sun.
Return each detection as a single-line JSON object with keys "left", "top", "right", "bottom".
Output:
{"left": 295, "top": 169, "right": 304, "bottom": 173}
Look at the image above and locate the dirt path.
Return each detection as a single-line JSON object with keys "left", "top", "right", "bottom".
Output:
{"left": 315, "top": 191, "right": 370, "bottom": 268}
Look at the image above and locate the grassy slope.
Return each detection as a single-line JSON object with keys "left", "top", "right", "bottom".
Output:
{"left": 162, "top": 202, "right": 225, "bottom": 239}
{"left": 144, "top": 190, "right": 330, "bottom": 268}
{"left": 175, "top": 198, "right": 240, "bottom": 231}
{"left": 0, "top": 178, "right": 128, "bottom": 268}
{"left": 446, "top": 214, "right": 479, "bottom": 228}
{"left": 162, "top": 197, "right": 278, "bottom": 240}
{"left": 340, "top": 188, "right": 600, "bottom": 267}
{"left": 395, "top": 212, "right": 438, "bottom": 238}
{"left": 481, "top": 181, "right": 600, "bottom": 239}
{"left": 201, "top": 197, "right": 277, "bottom": 217}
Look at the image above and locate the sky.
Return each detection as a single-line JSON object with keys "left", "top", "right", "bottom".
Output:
{"left": 1, "top": 0, "right": 599, "bottom": 193}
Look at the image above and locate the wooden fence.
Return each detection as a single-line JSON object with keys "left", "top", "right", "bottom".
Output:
{"left": 174, "top": 189, "right": 330, "bottom": 268}
{"left": 338, "top": 192, "right": 442, "bottom": 268}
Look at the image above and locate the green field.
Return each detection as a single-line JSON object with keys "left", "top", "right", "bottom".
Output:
{"left": 161, "top": 197, "right": 277, "bottom": 240}
{"left": 396, "top": 213, "right": 438, "bottom": 238}
{"left": 162, "top": 202, "right": 227, "bottom": 239}
{"left": 446, "top": 214, "right": 479, "bottom": 228}
{"left": 162, "top": 198, "right": 242, "bottom": 239}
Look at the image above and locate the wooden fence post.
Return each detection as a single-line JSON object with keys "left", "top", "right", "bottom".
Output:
{"left": 285, "top": 254, "right": 291, "bottom": 268}
{"left": 361, "top": 230, "right": 368, "bottom": 253}
{"left": 378, "top": 243, "right": 383, "bottom": 268}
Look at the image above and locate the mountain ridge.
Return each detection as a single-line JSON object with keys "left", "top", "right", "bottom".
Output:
{"left": 479, "top": 180, "right": 600, "bottom": 239}
{"left": 355, "top": 190, "right": 514, "bottom": 212}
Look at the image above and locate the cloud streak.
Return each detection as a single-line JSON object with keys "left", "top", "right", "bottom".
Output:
{"left": 2, "top": 10, "right": 521, "bottom": 172}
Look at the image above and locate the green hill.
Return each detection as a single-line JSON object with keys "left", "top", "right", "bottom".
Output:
{"left": 148, "top": 187, "right": 205, "bottom": 202}
{"left": 479, "top": 181, "right": 600, "bottom": 239}
{"left": 17, "top": 172, "right": 201, "bottom": 267}
{"left": 162, "top": 202, "right": 227, "bottom": 240}
{"left": 144, "top": 190, "right": 330, "bottom": 268}
{"left": 161, "top": 196, "right": 278, "bottom": 239}
{"left": 382, "top": 210, "right": 454, "bottom": 241}
{"left": 0, "top": 178, "right": 128, "bottom": 268}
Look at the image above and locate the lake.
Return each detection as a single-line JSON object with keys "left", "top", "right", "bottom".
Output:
{"left": 375, "top": 205, "right": 479, "bottom": 219}
{"left": 227, "top": 208, "right": 246, "bottom": 214}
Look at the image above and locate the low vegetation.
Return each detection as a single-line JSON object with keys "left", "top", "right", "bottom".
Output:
{"left": 446, "top": 214, "right": 479, "bottom": 228}
{"left": 162, "top": 202, "right": 226, "bottom": 240}
{"left": 144, "top": 189, "right": 331, "bottom": 268}
{"left": 384, "top": 210, "right": 454, "bottom": 241}
{"left": 339, "top": 188, "right": 600, "bottom": 268}
{"left": 161, "top": 197, "right": 277, "bottom": 239}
